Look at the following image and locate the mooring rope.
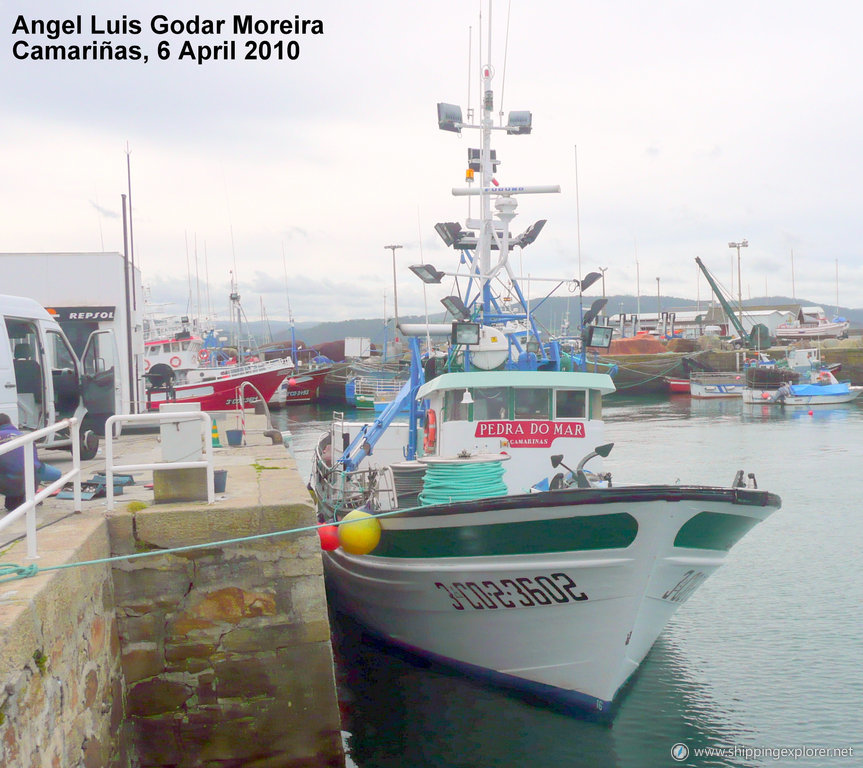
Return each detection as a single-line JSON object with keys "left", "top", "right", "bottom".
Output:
{"left": 0, "top": 506, "right": 410, "bottom": 584}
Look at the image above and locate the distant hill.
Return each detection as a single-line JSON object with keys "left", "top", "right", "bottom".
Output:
{"left": 239, "top": 295, "right": 861, "bottom": 350}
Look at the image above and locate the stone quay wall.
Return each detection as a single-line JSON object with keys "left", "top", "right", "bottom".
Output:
{"left": 110, "top": 454, "right": 344, "bottom": 768}
{"left": 0, "top": 516, "right": 129, "bottom": 767}
{"left": 0, "top": 451, "right": 344, "bottom": 768}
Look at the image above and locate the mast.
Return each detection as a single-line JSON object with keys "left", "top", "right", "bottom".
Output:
{"left": 478, "top": 59, "right": 494, "bottom": 316}
{"left": 229, "top": 271, "right": 243, "bottom": 364}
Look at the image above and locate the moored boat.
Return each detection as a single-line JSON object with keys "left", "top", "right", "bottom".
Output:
{"left": 689, "top": 371, "right": 745, "bottom": 399}
{"left": 742, "top": 367, "right": 862, "bottom": 406}
{"left": 311, "top": 26, "right": 781, "bottom": 719}
{"left": 144, "top": 357, "right": 293, "bottom": 411}
{"left": 268, "top": 364, "right": 332, "bottom": 407}
{"left": 664, "top": 376, "right": 690, "bottom": 394}
{"left": 775, "top": 307, "right": 849, "bottom": 340}
{"left": 143, "top": 290, "right": 293, "bottom": 411}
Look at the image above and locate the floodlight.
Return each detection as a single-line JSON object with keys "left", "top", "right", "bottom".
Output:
{"left": 409, "top": 264, "right": 445, "bottom": 284}
{"left": 451, "top": 321, "right": 481, "bottom": 346}
{"left": 437, "top": 102, "right": 463, "bottom": 133}
{"left": 584, "top": 325, "right": 614, "bottom": 350}
{"left": 513, "top": 220, "right": 546, "bottom": 248}
{"left": 582, "top": 298, "right": 608, "bottom": 326}
{"left": 434, "top": 222, "right": 463, "bottom": 248}
{"left": 506, "top": 110, "right": 533, "bottom": 135}
{"left": 579, "top": 271, "right": 602, "bottom": 293}
{"left": 441, "top": 295, "right": 470, "bottom": 320}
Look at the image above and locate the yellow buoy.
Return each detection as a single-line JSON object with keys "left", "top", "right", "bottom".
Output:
{"left": 338, "top": 510, "right": 381, "bottom": 555}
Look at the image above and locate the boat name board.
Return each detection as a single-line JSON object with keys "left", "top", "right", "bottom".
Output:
{"left": 224, "top": 394, "right": 262, "bottom": 405}
{"left": 435, "top": 572, "right": 588, "bottom": 611}
{"left": 474, "top": 420, "right": 585, "bottom": 447}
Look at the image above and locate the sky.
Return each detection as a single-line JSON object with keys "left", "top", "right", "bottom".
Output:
{"left": 3, "top": 0, "right": 862, "bottom": 323}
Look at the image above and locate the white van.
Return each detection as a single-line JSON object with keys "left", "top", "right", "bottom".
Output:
{"left": 0, "top": 294, "right": 101, "bottom": 459}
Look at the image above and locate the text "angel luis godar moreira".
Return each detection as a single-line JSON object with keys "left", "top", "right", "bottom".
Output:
{"left": 11, "top": 14, "right": 324, "bottom": 39}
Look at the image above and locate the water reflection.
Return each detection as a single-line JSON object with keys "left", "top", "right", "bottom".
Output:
{"left": 334, "top": 612, "right": 749, "bottom": 768}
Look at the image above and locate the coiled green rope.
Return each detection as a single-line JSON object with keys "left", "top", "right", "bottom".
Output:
{"left": 418, "top": 460, "right": 507, "bottom": 506}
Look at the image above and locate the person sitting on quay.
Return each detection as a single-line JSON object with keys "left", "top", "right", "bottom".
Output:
{"left": 0, "top": 412, "right": 62, "bottom": 512}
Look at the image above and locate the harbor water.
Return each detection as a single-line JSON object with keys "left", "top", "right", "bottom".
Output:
{"left": 276, "top": 396, "right": 863, "bottom": 768}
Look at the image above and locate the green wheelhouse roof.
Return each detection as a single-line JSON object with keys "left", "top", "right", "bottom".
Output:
{"left": 416, "top": 370, "right": 616, "bottom": 399}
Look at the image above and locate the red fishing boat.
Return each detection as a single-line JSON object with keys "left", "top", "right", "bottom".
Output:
{"left": 143, "top": 281, "right": 293, "bottom": 411}
{"left": 270, "top": 366, "right": 333, "bottom": 406}
{"left": 144, "top": 358, "right": 293, "bottom": 411}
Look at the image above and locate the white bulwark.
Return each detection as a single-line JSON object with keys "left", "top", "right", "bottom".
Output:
{"left": 0, "top": 252, "right": 145, "bottom": 423}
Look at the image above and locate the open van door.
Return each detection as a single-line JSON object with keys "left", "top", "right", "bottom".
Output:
{"left": 43, "top": 324, "right": 100, "bottom": 459}
{"left": 81, "top": 329, "right": 120, "bottom": 436}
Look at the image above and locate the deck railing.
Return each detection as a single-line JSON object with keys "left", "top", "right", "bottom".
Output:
{"left": 0, "top": 418, "right": 82, "bottom": 559}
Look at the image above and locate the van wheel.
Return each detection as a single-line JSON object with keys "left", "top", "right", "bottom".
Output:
{"left": 79, "top": 429, "right": 99, "bottom": 460}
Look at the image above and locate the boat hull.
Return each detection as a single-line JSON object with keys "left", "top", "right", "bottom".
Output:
{"left": 742, "top": 386, "right": 862, "bottom": 406}
{"left": 598, "top": 353, "right": 691, "bottom": 395}
{"left": 689, "top": 372, "right": 745, "bottom": 399}
{"left": 269, "top": 367, "right": 331, "bottom": 407}
{"left": 664, "top": 377, "right": 690, "bottom": 394}
{"left": 324, "top": 485, "right": 779, "bottom": 715}
{"left": 145, "top": 363, "right": 292, "bottom": 411}
{"left": 775, "top": 322, "right": 849, "bottom": 340}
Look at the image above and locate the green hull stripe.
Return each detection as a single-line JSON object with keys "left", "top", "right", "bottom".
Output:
{"left": 674, "top": 511, "right": 760, "bottom": 551}
{"left": 373, "top": 513, "right": 638, "bottom": 559}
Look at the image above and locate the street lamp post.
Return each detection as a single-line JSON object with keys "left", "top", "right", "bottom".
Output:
{"left": 728, "top": 240, "right": 748, "bottom": 330}
{"left": 598, "top": 267, "right": 608, "bottom": 322}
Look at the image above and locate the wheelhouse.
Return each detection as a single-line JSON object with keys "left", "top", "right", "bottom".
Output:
{"left": 417, "top": 371, "right": 615, "bottom": 494}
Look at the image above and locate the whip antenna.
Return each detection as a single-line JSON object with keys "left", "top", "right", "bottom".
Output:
{"left": 498, "top": 0, "right": 512, "bottom": 125}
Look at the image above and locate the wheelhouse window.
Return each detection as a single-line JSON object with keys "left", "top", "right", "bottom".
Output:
{"left": 513, "top": 388, "right": 550, "bottom": 419}
{"left": 555, "top": 389, "right": 586, "bottom": 418}
{"left": 444, "top": 389, "right": 468, "bottom": 421}
{"left": 472, "top": 388, "right": 507, "bottom": 420}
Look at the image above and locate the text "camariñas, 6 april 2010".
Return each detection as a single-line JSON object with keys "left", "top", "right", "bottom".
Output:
{"left": 10, "top": 14, "right": 324, "bottom": 64}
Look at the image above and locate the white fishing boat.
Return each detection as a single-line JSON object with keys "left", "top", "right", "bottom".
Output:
{"left": 742, "top": 367, "right": 862, "bottom": 406}
{"left": 775, "top": 307, "right": 849, "bottom": 340}
{"left": 311, "top": 15, "right": 781, "bottom": 718}
{"left": 689, "top": 371, "right": 745, "bottom": 399}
